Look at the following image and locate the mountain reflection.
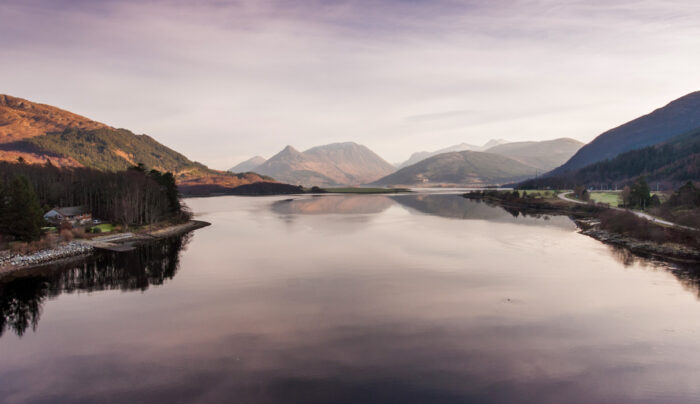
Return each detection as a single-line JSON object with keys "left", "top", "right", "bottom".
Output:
{"left": 391, "top": 194, "right": 575, "bottom": 229}
{"left": 271, "top": 195, "right": 393, "bottom": 215}
{"left": 0, "top": 235, "right": 190, "bottom": 338}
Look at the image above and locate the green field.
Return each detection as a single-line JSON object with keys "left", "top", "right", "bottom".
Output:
{"left": 518, "top": 190, "right": 558, "bottom": 199}
{"left": 322, "top": 187, "right": 411, "bottom": 194}
{"left": 588, "top": 192, "right": 621, "bottom": 206}
{"left": 89, "top": 223, "right": 115, "bottom": 233}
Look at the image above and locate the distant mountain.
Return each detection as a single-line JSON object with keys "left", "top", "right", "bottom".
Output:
{"left": 0, "top": 94, "right": 270, "bottom": 190}
{"left": 372, "top": 150, "right": 537, "bottom": 186}
{"left": 484, "top": 138, "right": 583, "bottom": 172}
{"left": 229, "top": 156, "right": 266, "bottom": 173}
{"left": 519, "top": 128, "right": 700, "bottom": 189}
{"left": 254, "top": 142, "right": 395, "bottom": 186}
{"left": 552, "top": 91, "right": 700, "bottom": 175}
{"left": 398, "top": 139, "right": 508, "bottom": 169}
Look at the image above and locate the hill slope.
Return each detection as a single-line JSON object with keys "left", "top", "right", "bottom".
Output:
{"left": 229, "top": 156, "right": 266, "bottom": 173}
{"left": 254, "top": 142, "right": 395, "bottom": 186}
{"left": 398, "top": 139, "right": 508, "bottom": 168}
{"left": 552, "top": 91, "right": 700, "bottom": 174}
{"left": 372, "top": 150, "right": 537, "bottom": 186}
{"left": 520, "top": 128, "right": 700, "bottom": 189}
{"left": 484, "top": 138, "right": 583, "bottom": 171}
{"left": 0, "top": 94, "right": 270, "bottom": 190}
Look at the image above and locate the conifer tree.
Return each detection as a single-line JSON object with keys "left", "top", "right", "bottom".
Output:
{"left": 3, "top": 176, "right": 44, "bottom": 241}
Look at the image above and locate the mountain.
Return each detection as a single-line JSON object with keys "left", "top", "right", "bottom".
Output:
{"left": 229, "top": 156, "right": 266, "bottom": 172}
{"left": 552, "top": 91, "right": 700, "bottom": 174}
{"left": 253, "top": 142, "right": 395, "bottom": 186}
{"left": 0, "top": 94, "right": 270, "bottom": 190}
{"left": 398, "top": 139, "right": 508, "bottom": 168}
{"left": 484, "top": 138, "right": 583, "bottom": 172}
{"left": 372, "top": 150, "right": 537, "bottom": 186}
{"left": 519, "top": 128, "right": 700, "bottom": 189}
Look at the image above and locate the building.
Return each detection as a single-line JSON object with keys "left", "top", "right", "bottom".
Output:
{"left": 43, "top": 206, "right": 92, "bottom": 226}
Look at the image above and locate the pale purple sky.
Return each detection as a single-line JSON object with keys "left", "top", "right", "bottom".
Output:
{"left": 2, "top": 0, "right": 700, "bottom": 168}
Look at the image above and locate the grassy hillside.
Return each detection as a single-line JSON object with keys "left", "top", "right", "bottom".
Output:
{"left": 0, "top": 94, "right": 274, "bottom": 193}
{"left": 373, "top": 150, "right": 537, "bottom": 186}
{"left": 27, "top": 127, "right": 208, "bottom": 175}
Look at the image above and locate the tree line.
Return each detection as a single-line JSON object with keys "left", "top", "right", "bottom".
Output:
{"left": 0, "top": 161, "right": 190, "bottom": 242}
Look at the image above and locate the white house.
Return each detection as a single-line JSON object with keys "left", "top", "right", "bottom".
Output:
{"left": 44, "top": 206, "right": 92, "bottom": 226}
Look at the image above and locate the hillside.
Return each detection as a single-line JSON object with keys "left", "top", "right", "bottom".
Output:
{"left": 254, "top": 142, "right": 395, "bottom": 186}
{"left": 398, "top": 139, "right": 508, "bottom": 168}
{"left": 519, "top": 128, "right": 700, "bottom": 189}
{"left": 0, "top": 94, "right": 106, "bottom": 143}
{"left": 552, "top": 91, "right": 700, "bottom": 174}
{"left": 229, "top": 156, "right": 266, "bottom": 173}
{"left": 484, "top": 138, "right": 583, "bottom": 171}
{"left": 372, "top": 150, "right": 537, "bottom": 186}
{"left": 0, "top": 94, "right": 271, "bottom": 190}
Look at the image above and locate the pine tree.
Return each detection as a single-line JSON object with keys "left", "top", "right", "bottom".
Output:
{"left": 3, "top": 176, "right": 44, "bottom": 242}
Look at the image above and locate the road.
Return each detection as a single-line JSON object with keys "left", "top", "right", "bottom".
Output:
{"left": 557, "top": 192, "right": 696, "bottom": 231}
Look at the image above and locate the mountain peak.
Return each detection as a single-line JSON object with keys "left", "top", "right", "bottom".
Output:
{"left": 281, "top": 145, "right": 300, "bottom": 154}
{"left": 254, "top": 142, "right": 394, "bottom": 186}
{"left": 482, "top": 139, "right": 509, "bottom": 149}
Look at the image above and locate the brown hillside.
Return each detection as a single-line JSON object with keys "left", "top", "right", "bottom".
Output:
{"left": 0, "top": 94, "right": 106, "bottom": 143}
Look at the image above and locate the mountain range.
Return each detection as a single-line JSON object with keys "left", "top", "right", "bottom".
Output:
{"left": 372, "top": 150, "right": 538, "bottom": 186}
{"left": 372, "top": 138, "right": 582, "bottom": 186}
{"left": 231, "top": 142, "right": 396, "bottom": 186}
{"left": 0, "top": 95, "right": 270, "bottom": 191}
{"left": 397, "top": 139, "right": 508, "bottom": 168}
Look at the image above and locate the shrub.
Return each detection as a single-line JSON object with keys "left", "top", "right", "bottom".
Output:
{"left": 60, "top": 229, "right": 74, "bottom": 242}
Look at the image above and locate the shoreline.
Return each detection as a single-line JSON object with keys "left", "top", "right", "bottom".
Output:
{"left": 464, "top": 192, "right": 700, "bottom": 265}
{"left": 0, "top": 220, "right": 210, "bottom": 279}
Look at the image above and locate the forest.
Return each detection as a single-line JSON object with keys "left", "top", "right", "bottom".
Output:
{"left": 0, "top": 161, "right": 190, "bottom": 242}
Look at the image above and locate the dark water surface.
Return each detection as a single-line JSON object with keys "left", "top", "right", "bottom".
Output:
{"left": 1, "top": 193, "right": 700, "bottom": 403}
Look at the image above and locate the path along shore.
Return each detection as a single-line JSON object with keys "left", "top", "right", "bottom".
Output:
{"left": 0, "top": 220, "right": 210, "bottom": 277}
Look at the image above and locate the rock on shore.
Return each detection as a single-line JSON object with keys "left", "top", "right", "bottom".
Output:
{"left": 0, "top": 241, "right": 94, "bottom": 271}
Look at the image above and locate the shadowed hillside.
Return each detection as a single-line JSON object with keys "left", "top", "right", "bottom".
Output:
{"left": 519, "top": 127, "right": 700, "bottom": 189}
{"left": 552, "top": 91, "right": 700, "bottom": 174}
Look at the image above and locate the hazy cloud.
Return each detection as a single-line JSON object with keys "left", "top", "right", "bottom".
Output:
{"left": 1, "top": 0, "right": 699, "bottom": 168}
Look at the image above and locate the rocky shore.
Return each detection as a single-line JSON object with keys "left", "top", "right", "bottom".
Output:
{"left": 464, "top": 192, "right": 700, "bottom": 265}
{"left": 0, "top": 220, "right": 210, "bottom": 277}
{"left": 579, "top": 224, "right": 700, "bottom": 264}
{"left": 0, "top": 241, "right": 94, "bottom": 272}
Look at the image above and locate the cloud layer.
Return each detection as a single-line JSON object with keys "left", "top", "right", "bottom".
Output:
{"left": 2, "top": 0, "right": 700, "bottom": 167}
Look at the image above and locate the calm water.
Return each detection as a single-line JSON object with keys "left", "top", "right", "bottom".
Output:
{"left": 1, "top": 193, "right": 700, "bottom": 403}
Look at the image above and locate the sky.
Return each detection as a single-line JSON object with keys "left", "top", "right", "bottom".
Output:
{"left": 2, "top": 0, "right": 700, "bottom": 169}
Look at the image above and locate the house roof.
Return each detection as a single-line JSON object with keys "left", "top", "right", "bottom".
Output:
{"left": 49, "top": 206, "right": 87, "bottom": 217}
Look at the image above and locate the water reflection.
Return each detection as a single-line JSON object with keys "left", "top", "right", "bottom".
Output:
{"left": 390, "top": 193, "right": 574, "bottom": 228}
{"left": 3, "top": 194, "right": 700, "bottom": 403}
{"left": 271, "top": 195, "right": 393, "bottom": 215}
{"left": 0, "top": 235, "right": 190, "bottom": 338}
